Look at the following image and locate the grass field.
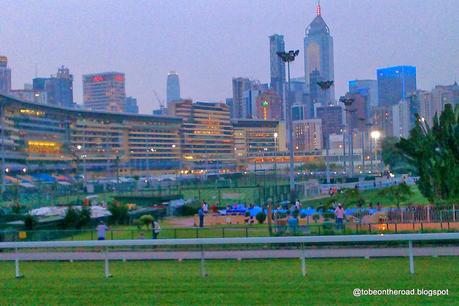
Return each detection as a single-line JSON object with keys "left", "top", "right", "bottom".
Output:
{"left": 0, "top": 257, "right": 457, "bottom": 305}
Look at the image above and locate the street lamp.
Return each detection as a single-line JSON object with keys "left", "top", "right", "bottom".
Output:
{"left": 273, "top": 132, "right": 278, "bottom": 201}
{"left": 317, "top": 80, "right": 334, "bottom": 183}
{"left": 277, "top": 49, "right": 300, "bottom": 202}
{"left": 339, "top": 95, "right": 355, "bottom": 177}
{"left": 370, "top": 130, "right": 381, "bottom": 174}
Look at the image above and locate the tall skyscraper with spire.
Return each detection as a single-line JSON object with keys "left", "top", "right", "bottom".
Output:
{"left": 304, "top": 1, "right": 334, "bottom": 104}
{"left": 166, "top": 71, "right": 181, "bottom": 104}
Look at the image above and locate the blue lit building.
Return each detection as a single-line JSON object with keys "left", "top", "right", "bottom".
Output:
{"left": 377, "top": 66, "right": 416, "bottom": 106}
{"left": 349, "top": 79, "right": 379, "bottom": 110}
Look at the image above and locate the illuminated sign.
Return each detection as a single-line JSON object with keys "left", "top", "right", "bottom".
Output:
{"left": 92, "top": 75, "right": 104, "bottom": 82}
{"left": 114, "top": 74, "right": 124, "bottom": 82}
{"left": 20, "top": 109, "right": 45, "bottom": 117}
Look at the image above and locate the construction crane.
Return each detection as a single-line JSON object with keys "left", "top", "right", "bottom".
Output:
{"left": 153, "top": 90, "right": 166, "bottom": 115}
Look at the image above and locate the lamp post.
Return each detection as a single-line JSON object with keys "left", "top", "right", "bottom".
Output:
{"left": 370, "top": 130, "right": 381, "bottom": 175}
{"left": 358, "top": 117, "right": 366, "bottom": 174}
{"left": 339, "top": 95, "right": 355, "bottom": 177}
{"left": 277, "top": 49, "right": 300, "bottom": 202}
{"left": 273, "top": 132, "right": 278, "bottom": 202}
{"left": 317, "top": 80, "right": 334, "bottom": 184}
{"left": 0, "top": 103, "right": 5, "bottom": 196}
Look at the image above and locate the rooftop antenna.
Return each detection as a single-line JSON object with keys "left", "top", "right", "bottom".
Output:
{"left": 316, "top": 0, "right": 321, "bottom": 16}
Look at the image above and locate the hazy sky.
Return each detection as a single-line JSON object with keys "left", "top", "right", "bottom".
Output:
{"left": 1, "top": 0, "right": 459, "bottom": 113}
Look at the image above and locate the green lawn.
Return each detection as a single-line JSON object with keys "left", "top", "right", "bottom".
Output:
{"left": 302, "top": 185, "right": 430, "bottom": 207}
{"left": 0, "top": 257, "right": 457, "bottom": 305}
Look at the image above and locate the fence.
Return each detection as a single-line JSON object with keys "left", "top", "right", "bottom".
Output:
{"left": 1, "top": 233, "right": 459, "bottom": 278}
{"left": 2, "top": 220, "right": 459, "bottom": 243}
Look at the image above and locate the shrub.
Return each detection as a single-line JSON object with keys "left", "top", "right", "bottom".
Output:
{"left": 256, "top": 212, "right": 266, "bottom": 224}
{"left": 323, "top": 211, "right": 335, "bottom": 221}
{"left": 139, "top": 214, "right": 154, "bottom": 229}
{"left": 61, "top": 206, "right": 79, "bottom": 229}
{"left": 108, "top": 202, "right": 129, "bottom": 225}
{"left": 77, "top": 206, "right": 91, "bottom": 229}
{"left": 312, "top": 213, "right": 320, "bottom": 223}
{"left": 244, "top": 211, "right": 250, "bottom": 217}
{"left": 132, "top": 219, "right": 142, "bottom": 230}
{"left": 23, "top": 214, "right": 38, "bottom": 230}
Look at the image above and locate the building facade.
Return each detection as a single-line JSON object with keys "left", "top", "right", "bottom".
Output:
{"left": 33, "top": 66, "right": 74, "bottom": 108}
{"left": 0, "top": 56, "right": 11, "bottom": 94}
{"left": 0, "top": 94, "right": 182, "bottom": 177}
{"left": 232, "top": 77, "right": 254, "bottom": 119}
{"left": 124, "top": 96, "right": 139, "bottom": 114}
{"left": 293, "top": 119, "right": 323, "bottom": 152}
{"left": 166, "top": 71, "right": 181, "bottom": 104}
{"left": 349, "top": 79, "right": 379, "bottom": 109}
{"left": 269, "top": 34, "right": 286, "bottom": 103}
{"left": 377, "top": 66, "right": 416, "bottom": 107}
{"left": 168, "top": 99, "right": 236, "bottom": 172}
{"left": 316, "top": 105, "right": 342, "bottom": 144}
{"left": 304, "top": 3, "right": 334, "bottom": 102}
{"left": 83, "top": 72, "right": 126, "bottom": 112}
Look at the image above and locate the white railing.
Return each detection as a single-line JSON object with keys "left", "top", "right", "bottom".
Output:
{"left": 1, "top": 233, "right": 459, "bottom": 278}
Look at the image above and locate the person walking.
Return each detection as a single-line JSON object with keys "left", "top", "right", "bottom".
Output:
{"left": 96, "top": 221, "right": 108, "bottom": 240}
{"left": 334, "top": 204, "right": 345, "bottom": 230}
{"left": 198, "top": 207, "right": 205, "bottom": 227}
{"left": 152, "top": 219, "right": 161, "bottom": 239}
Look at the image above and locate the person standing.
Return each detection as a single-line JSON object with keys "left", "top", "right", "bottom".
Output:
{"left": 96, "top": 221, "right": 108, "bottom": 240}
{"left": 152, "top": 219, "right": 161, "bottom": 239}
{"left": 198, "top": 207, "right": 205, "bottom": 228}
{"left": 334, "top": 204, "right": 345, "bottom": 230}
{"left": 202, "top": 201, "right": 209, "bottom": 214}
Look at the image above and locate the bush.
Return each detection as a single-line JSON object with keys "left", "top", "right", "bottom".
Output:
{"left": 23, "top": 214, "right": 38, "bottom": 230}
{"left": 256, "top": 212, "right": 266, "bottom": 224}
{"left": 139, "top": 214, "right": 154, "bottom": 229}
{"left": 132, "top": 219, "right": 142, "bottom": 230}
{"left": 77, "top": 206, "right": 91, "bottom": 229}
{"left": 177, "top": 205, "right": 198, "bottom": 216}
{"left": 312, "top": 213, "right": 320, "bottom": 223}
{"left": 61, "top": 206, "right": 79, "bottom": 229}
{"left": 323, "top": 211, "right": 335, "bottom": 221}
{"left": 108, "top": 202, "right": 129, "bottom": 225}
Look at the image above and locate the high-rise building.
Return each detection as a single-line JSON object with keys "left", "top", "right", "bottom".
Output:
{"left": 316, "top": 105, "right": 342, "bottom": 144}
{"left": 269, "top": 34, "right": 285, "bottom": 102}
{"left": 243, "top": 88, "right": 261, "bottom": 119}
{"left": 232, "top": 77, "right": 253, "bottom": 119}
{"left": 304, "top": 2, "right": 334, "bottom": 102}
{"left": 83, "top": 72, "right": 126, "bottom": 112}
{"left": 431, "top": 82, "right": 459, "bottom": 116}
{"left": 349, "top": 79, "right": 379, "bottom": 109}
{"left": 255, "top": 89, "right": 283, "bottom": 120}
{"left": 392, "top": 100, "right": 411, "bottom": 138}
{"left": 33, "top": 66, "right": 74, "bottom": 108}
{"left": 9, "top": 84, "right": 47, "bottom": 104}
{"left": 347, "top": 92, "right": 369, "bottom": 132}
{"left": 0, "top": 56, "right": 11, "bottom": 94}
{"left": 124, "top": 96, "right": 139, "bottom": 114}
{"left": 409, "top": 90, "right": 433, "bottom": 127}
{"left": 377, "top": 66, "right": 416, "bottom": 106}
{"left": 293, "top": 119, "right": 323, "bottom": 152}
{"left": 166, "top": 71, "right": 181, "bottom": 104}
{"left": 168, "top": 99, "right": 236, "bottom": 171}
{"left": 371, "top": 106, "right": 393, "bottom": 138}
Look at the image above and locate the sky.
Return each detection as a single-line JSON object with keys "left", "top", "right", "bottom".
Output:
{"left": 1, "top": 0, "right": 459, "bottom": 113}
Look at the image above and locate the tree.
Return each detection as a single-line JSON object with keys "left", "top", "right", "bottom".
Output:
{"left": 397, "top": 104, "right": 459, "bottom": 204}
{"left": 77, "top": 206, "right": 91, "bottom": 229}
{"left": 255, "top": 212, "right": 266, "bottom": 224}
{"left": 381, "top": 137, "right": 417, "bottom": 174}
{"left": 139, "top": 214, "right": 154, "bottom": 229}
{"left": 24, "top": 214, "right": 38, "bottom": 230}
{"left": 108, "top": 202, "right": 129, "bottom": 225}
{"left": 379, "top": 182, "right": 413, "bottom": 207}
{"left": 61, "top": 206, "right": 79, "bottom": 229}
{"left": 342, "top": 189, "right": 365, "bottom": 207}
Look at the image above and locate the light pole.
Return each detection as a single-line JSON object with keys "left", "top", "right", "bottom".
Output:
{"left": 77, "top": 145, "right": 87, "bottom": 186}
{"left": 1, "top": 103, "right": 6, "bottom": 195}
{"left": 317, "top": 80, "right": 334, "bottom": 184}
{"left": 339, "top": 95, "right": 355, "bottom": 177}
{"left": 370, "top": 130, "right": 381, "bottom": 175}
{"left": 273, "top": 132, "right": 278, "bottom": 202}
{"left": 277, "top": 49, "right": 299, "bottom": 202}
{"left": 358, "top": 117, "right": 366, "bottom": 174}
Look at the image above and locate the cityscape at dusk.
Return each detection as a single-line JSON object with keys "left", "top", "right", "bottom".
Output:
{"left": 0, "top": 1, "right": 458, "bottom": 305}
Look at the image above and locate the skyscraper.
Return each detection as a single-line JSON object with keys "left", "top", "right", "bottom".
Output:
{"left": 166, "top": 71, "right": 181, "bottom": 104}
{"left": 431, "top": 82, "right": 459, "bottom": 116}
{"left": 232, "top": 77, "right": 253, "bottom": 119}
{"left": 0, "top": 56, "right": 11, "bottom": 94}
{"left": 269, "top": 34, "right": 285, "bottom": 101}
{"left": 124, "top": 96, "right": 139, "bottom": 114}
{"left": 83, "top": 72, "right": 126, "bottom": 112}
{"left": 349, "top": 79, "right": 379, "bottom": 110}
{"left": 377, "top": 66, "right": 416, "bottom": 106}
{"left": 304, "top": 2, "right": 334, "bottom": 102}
{"left": 33, "top": 66, "right": 74, "bottom": 108}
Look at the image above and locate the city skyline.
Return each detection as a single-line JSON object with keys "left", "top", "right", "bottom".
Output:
{"left": 1, "top": 0, "right": 458, "bottom": 113}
